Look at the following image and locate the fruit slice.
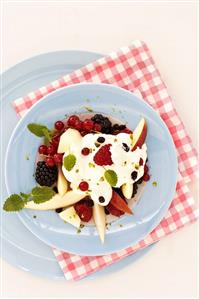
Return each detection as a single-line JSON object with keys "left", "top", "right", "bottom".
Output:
{"left": 25, "top": 191, "right": 85, "bottom": 210}
{"left": 131, "top": 118, "right": 147, "bottom": 151}
{"left": 57, "top": 165, "right": 68, "bottom": 196}
{"left": 111, "top": 191, "right": 133, "bottom": 215}
{"left": 59, "top": 206, "right": 81, "bottom": 228}
{"left": 57, "top": 128, "right": 82, "bottom": 153}
{"left": 122, "top": 183, "right": 133, "bottom": 200}
{"left": 93, "top": 202, "right": 106, "bottom": 243}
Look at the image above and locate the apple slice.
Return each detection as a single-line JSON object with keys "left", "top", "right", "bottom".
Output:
{"left": 122, "top": 183, "right": 133, "bottom": 200}
{"left": 57, "top": 165, "right": 68, "bottom": 196}
{"left": 59, "top": 206, "right": 81, "bottom": 228}
{"left": 57, "top": 128, "right": 82, "bottom": 154}
{"left": 131, "top": 118, "right": 147, "bottom": 151}
{"left": 93, "top": 202, "right": 106, "bottom": 243}
{"left": 25, "top": 191, "right": 85, "bottom": 210}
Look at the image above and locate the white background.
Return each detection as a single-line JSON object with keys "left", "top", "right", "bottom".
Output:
{"left": 1, "top": 1, "right": 198, "bottom": 298}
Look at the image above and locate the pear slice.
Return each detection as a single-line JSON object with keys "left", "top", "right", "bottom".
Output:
{"left": 93, "top": 202, "right": 106, "bottom": 243}
{"left": 25, "top": 191, "right": 85, "bottom": 210}
{"left": 59, "top": 206, "right": 81, "bottom": 228}
{"left": 57, "top": 165, "right": 68, "bottom": 196}
{"left": 57, "top": 128, "right": 82, "bottom": 153}
{"left": 122, "top": 183, "right": 133, "bottom": 200}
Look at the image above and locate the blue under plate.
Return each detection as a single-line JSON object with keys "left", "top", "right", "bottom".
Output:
{"left": 1, "top": 50, "right": 154, "bottom": 279}
{"left": 5, "top": 82, "right": 178, "bottom": 256}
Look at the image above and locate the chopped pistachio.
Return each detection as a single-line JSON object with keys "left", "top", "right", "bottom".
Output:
{"left": 77, "top": 228, "right": 81, "bottom": 234}
{"left": 89, "top": 162, "right": 95, "bottom": 168}
{"left": 75, "top": 169, "right": 79, "bottom": 173}
{"left": 80, "top": 224, "right": 85, "bottom": 229}
{"left": 152, "top": 181, "right": 157, "bottom": 187}
{"left": 33, "top": 215, "right": 37, "bottom": 219}
{"left": 25, "top": 154, "right": 30, "bottom": 160}
{"left": 100, "top": 177, "right": 104, "bottom": 182}
{"left": 84, "top": 106, "right": 93, "bottom": 112}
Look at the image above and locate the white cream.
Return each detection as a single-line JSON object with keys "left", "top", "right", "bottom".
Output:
{"left": 62, "top": 131, "right": 147, "bottom": 206}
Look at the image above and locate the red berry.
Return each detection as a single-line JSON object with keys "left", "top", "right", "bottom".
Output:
{"left": 74, "top": 202, "right": 92, "bottom": 222}
{"left": 93, "top": 123, "right": 102, "bottom": 132}
{"left": 46, "top": 157, "right": 55, "bottom": 167}
{"left": 51, "top": 136, "right": 60, "bottom": 148}
{"left": 144, "top": 165, "right": 149, "bottom": 173}
{"left": 82, "top": 119, "right": 94, "bottom": 131}
{"left": 79, "top": 181, "right": 89, "bottom": 191}
{"left": 54, "top": 120, "right": 64, "bottom": 131}
{"left": 38, "top": 145, "right": 48, "bottom": 155}
{"left": 81, "top": 147, "right": 90, "bottom": 156}
{"left": 143, "top": 173, "right": 150, "bottom": 181}
{"left": 94, "top": 144, "right": 113, "bottom": 166}
{"left": 54, "top": 153, "right": 63, "bottom": 164}
{"left": 80, "top": 131, "right": 88, "bottom": 136}
{"left": 67, "top": 115, "right": 80, "bottom": 127}
{"left": 47, "top": 145, "right": 57, "bottom": 156}
{"left": 73, "top": 120, "right": 82, "bottom": 131}
{"left": 74, "top": 200, "right": 93, "bottom": 222}
{"left": 139, "top": 158, "right": 144, "bottom": 166}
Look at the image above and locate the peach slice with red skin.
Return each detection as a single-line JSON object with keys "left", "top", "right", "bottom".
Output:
{"left": 131, "top": 118, "right": 147, "bottom": 151}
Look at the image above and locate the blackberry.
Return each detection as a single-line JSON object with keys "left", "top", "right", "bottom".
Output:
{"left": 112, "top": 124, "right": 126, "bottom": 134}
{"left": 91, "top": 114, "right": 112, "bottom": 134}
{"left": 35, "top": 161, "right": 58, "bottom": 187}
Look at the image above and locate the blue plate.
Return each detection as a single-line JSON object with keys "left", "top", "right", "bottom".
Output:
{"left": 5, "top": 83, "right": 178, "bottom": 256}
{"left": 1, "top": 50, "right": 154, "bottom": 279}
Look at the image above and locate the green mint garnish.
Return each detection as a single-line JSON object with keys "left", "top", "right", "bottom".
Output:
{"left": 42, "top": 128, "right": 52, "bottom": 143}
{"left": 31, "top": 186, "right": 55, "bottom": 204}
{"left": 3, "top": 186, "right": 55, "bottom": 212}
{"left": 104, "top": 170, "right": 118, "bottom": 187}
{"left": 64, "top": 154, "right": 76, "bottom": 171}
{"left": 3, "top": 194, "right": 25, "bottom": 212}
{"left": 27, "top": 123, "right": 50, "bottom": 138}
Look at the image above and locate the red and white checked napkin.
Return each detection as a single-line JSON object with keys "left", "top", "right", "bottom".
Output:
{"left": 13, "top": 40, "right": 198, "bottom": 280}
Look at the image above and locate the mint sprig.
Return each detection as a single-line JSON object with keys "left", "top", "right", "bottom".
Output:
{"left": 3, "top": 186, "right": 55, "bottom": 212}
{"left": 64, "top": 154, "right": 76, "bottom": 171}
{"left": 27, "top": 123, "right": 51, "bottom": 138}
{"left": 104, "top": 170, "right": 118, "bottom": 186}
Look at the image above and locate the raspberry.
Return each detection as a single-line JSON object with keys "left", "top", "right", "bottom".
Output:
{"left": 93, "top": 144, "right": 113, "bottom": 166}
{"left": 144, "top": 165, "right": 149, "bottom": 173}
{"left": 74, "top": 201, "right": 92, "bottom": 222}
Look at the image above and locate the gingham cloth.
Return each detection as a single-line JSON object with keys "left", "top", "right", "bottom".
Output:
{"left": 13, "top": 40, "right": 198, "bottom": 280}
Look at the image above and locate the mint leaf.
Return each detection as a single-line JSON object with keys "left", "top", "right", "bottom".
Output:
{"left": 64, "top": 154, "right": 76, "bottom": 171}
{"left": 20, "top": 192, "right": 30, "bottom": 202}
{"left": 27, "top": 123, "right": 49, "bottom": 137}
{"left": 42, "top": 128, "right": 52, "bottom": 143}
{"left": 3, "top": 194, "right": 25, "bottom": 212}
{"left": 104, "top": 170, "right": 118, "bottom": 186}
{"left": 32, "top": 186, "right": 55, "bottom": 204}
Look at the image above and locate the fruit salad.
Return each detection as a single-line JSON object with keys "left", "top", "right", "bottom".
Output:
{"left": 3, "top": 113, "right": 150, "bottom": 243}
